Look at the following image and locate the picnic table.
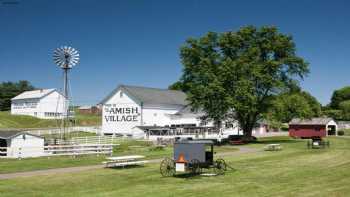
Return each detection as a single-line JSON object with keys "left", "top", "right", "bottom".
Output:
{"left": 264, "top": 144, "right": 282, "bottom": 151}
{"left": 103, "top": 155, "right": 149, "bottom": 168}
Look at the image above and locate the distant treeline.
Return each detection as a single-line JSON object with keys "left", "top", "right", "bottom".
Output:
{"left": 0, "top": 80, "right": 35, "bottom": 111}
{"left": 323, "top": 86, "right": 350, "bottom": 120}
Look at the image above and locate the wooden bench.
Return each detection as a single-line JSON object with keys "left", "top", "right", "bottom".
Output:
{"left": 103, "top": 160, "right": 149, "bottom": 168}
{"left": 103, "top": 155, "right": 147, "bottom": 168}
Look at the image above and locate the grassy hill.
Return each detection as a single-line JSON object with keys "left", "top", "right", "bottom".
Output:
{"left": 0, "top": 111, "right": 101, "bottom": 129}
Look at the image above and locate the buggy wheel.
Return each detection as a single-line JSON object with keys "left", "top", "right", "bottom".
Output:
{"left": 190, "top": 159, "right": 201, "bottom": 175}
{"left": 160, "top": 158, "right": 175, "bottom": 177}
{"left": 214, "top": 159, "right": 226, "bottom": 175}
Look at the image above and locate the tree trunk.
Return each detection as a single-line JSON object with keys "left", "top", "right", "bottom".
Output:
{"left": 242, "top": 122, "right": 256, "bottom": 142}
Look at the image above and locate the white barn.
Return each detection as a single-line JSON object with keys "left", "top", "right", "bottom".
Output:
{"left": 11, "top": 89, "right": 67, "bottom": 119}
{"left": 0, "top": 131, "right": 45, "bottom": 158}
{"left": 100, "top": 85, "right": 244, "bottom": 139}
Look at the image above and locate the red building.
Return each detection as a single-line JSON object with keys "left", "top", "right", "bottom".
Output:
{"left": 289, "top": 118, "right": 338, "bottom": 138}
{"left": 78, "top": 105, "right": 102, "bottom": 115}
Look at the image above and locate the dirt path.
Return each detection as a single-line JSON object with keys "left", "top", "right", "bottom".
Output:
{"left": 0, "top": 146, "right": 259, "bottom": 180}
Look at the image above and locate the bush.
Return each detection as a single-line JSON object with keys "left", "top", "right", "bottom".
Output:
{"left": 338, "top": 130, "right": 345, "bottom": 136}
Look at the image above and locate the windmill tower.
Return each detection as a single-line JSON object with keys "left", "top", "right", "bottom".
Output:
{"left": 53, "top": 46, "right": 80, "bottom": 140}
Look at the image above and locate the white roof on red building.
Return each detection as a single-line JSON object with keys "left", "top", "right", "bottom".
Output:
{"left": 289, "top": 118, "right": 335, "bottom": 125}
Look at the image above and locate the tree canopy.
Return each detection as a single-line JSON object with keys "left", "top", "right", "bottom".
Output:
{"left": 175, "top": 26, "right": 309, "bottom": 137}
{"left": 266, "top": 91, "right": 321, "bottom": 125}
{"left": 0, "top": 81, "right": 35, "bottom": 111}
{"left": 329, "top": 86, "right": 350, "bottom": 109}
{"left": 323, "top": 86, "right": 350, "bottom": 120}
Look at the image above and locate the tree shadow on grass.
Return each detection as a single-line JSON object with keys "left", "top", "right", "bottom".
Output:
{"left": 252, "top": 138, "right": 300, "bottom": 145}
{"left": 173, "top": 173, "right": 203, "bottom": 179}
{"left": 107, "top": 165, "right": 146, "bottom": 170}
{"left": 170, "top": 167, "right": 236, "bottom": 179}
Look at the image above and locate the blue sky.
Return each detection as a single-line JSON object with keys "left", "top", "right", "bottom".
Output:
{"left": 0, "top": 0, "right": 349, "bottom": 105}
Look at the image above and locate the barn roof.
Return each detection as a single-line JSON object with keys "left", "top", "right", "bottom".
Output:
{"left": 11, "top": 89, "right": 57, "bottom": 100}
{"left": 289, "top": 118, "right": 335, "bottom": 125}
{"left": 100, "top": 85, "right": 188, "bottom": 106}
{"left": 0, "top": 131, "right": 44, "bottom": 139}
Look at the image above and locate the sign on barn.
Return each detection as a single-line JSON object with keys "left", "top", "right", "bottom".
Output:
{"left": 103, "top": 105, "right": 140, "bottom": 122}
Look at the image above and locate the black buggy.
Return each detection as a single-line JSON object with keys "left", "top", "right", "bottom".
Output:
{"left": 160, "top": 139, "right": 227, "bottom": 177}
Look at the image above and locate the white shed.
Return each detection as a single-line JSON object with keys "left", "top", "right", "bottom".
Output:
{"left": 11, "top": 88, "right": 67, "bottom": 119}
{"left": 0, "top": 131, "right": 45, "bottom": 158}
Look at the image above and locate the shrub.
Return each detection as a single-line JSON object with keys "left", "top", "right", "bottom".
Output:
{"left": 338, "top": 130, "right": 345, "bottom": 136}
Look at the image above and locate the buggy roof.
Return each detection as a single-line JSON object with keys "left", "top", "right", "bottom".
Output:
{"left": 174, "top": 140, "right": 214, "bottom": 145}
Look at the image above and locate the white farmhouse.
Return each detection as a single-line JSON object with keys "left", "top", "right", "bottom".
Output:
{"left": 11, "top": 89, "right": 67, "bottom": 119}
{"left": 0, "top": 131, "right": 45, "bottom": 158}
{"left": 100, "top": 85, "right": 244, "bottom": 139}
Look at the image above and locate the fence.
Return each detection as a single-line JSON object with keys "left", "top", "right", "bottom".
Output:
{"left": 44, "top": 144, "right": 115, "bottom": 156}
{"left": 47, "top": 135, "right": 126, "bottom": 145}
{"left": 0, "top": 126, "right": 103, "bottom": 136}
{"left": 0, "top": 144, "right": 116, "bottom": 159}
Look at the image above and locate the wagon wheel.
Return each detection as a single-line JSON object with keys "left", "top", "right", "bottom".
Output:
{"left": 190, "top": 159, "right": 201, "bottom": 175}
{"left": 214, "top": 159, "right": 227, "bottom": 175}
{"left": 160, "top": 158, "right": 175, "bottom": 177}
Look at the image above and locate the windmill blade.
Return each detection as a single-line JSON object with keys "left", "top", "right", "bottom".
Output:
{"left": 53, "top": 46, "right": 80, "bottom": 68}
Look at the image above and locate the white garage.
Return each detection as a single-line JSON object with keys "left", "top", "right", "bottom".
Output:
{"left": 0, "top": 131, "right": 45, "bottom": 158}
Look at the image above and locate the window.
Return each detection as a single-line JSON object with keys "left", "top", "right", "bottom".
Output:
{"left": 120, "top": 92, "right": 123, "bottom": 98}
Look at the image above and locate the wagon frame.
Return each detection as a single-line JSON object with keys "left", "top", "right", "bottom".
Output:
{"left": 160, "top": 139, "right": 227, "bottom": 177}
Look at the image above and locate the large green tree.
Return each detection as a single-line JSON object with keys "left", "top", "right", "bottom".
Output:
{"left": 329, "top": 86, "right": 350, "bottom": 109}
{"left": 0, "top": 81, "right": 35, "bottom": 111}
{"left": 339, "top": 100, "right": 350, "bottom": 120}
{"left": 323, "top": 86, "right": 350, "bottom": 120}
{"left": 266, "top": 91, "right": 321, "bottom": 124}
{"left": 176, "top": 26, "right": 309, "bottom": 137}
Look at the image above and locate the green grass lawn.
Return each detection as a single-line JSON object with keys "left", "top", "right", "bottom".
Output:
{"left": 0, "top": 139, "right": 237, "bottom": 174}
{"left": 1, "top": 137, "right": 350, "bottom": 196}
{"left": 0, "top": 111, "right": 101, "bottom": 129}
{"left": 74, "top": 112, "right": 101, "bottom": 126}
{"left": 0, "top": 111, "right": 58, "bottom": 128}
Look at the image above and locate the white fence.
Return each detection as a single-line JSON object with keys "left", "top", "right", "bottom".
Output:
{"left": 47, "top": 135, "right": 126, "bottom": 145}
{"left": 0, "top": 144, "right": 116, "bottom": 159}
{"left": 44, "top": 144, "right": 114, "bottom": 156}
{"left": 12, "top": 126, "right": 103, "bottom": 136}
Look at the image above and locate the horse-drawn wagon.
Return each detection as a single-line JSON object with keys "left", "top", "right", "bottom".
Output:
{"left": 160, "top": 139, "right": 227, "bottom": 177}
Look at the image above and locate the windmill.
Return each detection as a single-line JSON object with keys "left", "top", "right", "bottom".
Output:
{"left": 53, "top": 46, "right": 80, "bottom": 140}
